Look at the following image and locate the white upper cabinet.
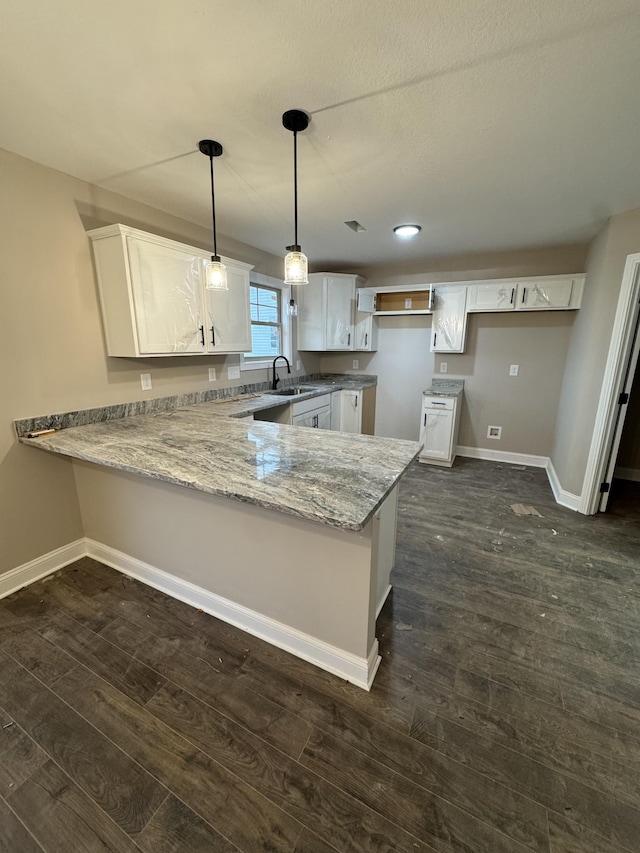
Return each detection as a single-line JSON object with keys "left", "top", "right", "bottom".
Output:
{"left": 297, "top": 273, "right": 377, "bottom": 351}
{"left": 204, "top": 263, "right": 251, "bottom": 353}
{"left": 88, "top": 224, "right": 253, "bottom": 358}
{"left": 126, "top": 235, "right": 206, "bottom": 354}
{"left": 515, "top": 278, "right": 577, "bottom": 310}
{"left": 467, "top": 282, "right": 517, "bottom": 312}
{"left": 430, "top": 285, "right": 468, "bottom": 353}
{"left": 325, "top": 275, "right": 355, "bottom": 349}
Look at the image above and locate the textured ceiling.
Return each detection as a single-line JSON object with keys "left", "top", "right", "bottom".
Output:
{"left": 2, "top": 0, "right": 640, "bottom": 269}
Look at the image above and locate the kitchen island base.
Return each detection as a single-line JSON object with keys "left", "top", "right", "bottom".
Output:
{"left": 73, "top": 461, "right": 398, "bottom": 689}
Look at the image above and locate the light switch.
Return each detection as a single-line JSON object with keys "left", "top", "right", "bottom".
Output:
{"left": 208, "top": 367, "right": 217, "bottom": 382}
{"left": 509, "top": 364, "right": 519, "bottom": 376}
{"left": 140, "top": 373, "right": 152, "bottom": 391}
{"left": 352, "top": 359, "right": 359, "bottom": 369}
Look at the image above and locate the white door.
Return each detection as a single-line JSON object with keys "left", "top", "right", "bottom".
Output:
{"left": 205, "top": 262, "right": 251, "bottom": 353}
{"left": 467, "top": 283, "right": 516, "bottom": 312}
{"left": 517, "top": 279, "right": 573, "bottom": 310}
{"left": 431, "top": 286, "right": 468, "bottom": 352}
{"left": 355, "top": 312, "right": 377, "bottom": 351}
{"left": 421, "top": 408, "right": 454, "bottom": 460}
{"left": 339, "top": 390, "right": 362, "bottom": 433}
{"left": 127, "top": 237, "right": 205, "bottom": 354}
{"left": 325, "top": 276, "right": 355, "bottom": 350}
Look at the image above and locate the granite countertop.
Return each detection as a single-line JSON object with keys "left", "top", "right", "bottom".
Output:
{"left": 423, "top": 379, "right": 465, "bottom": 397}
{"left": 21, "top": 405, "right": 420, "bottom": 531}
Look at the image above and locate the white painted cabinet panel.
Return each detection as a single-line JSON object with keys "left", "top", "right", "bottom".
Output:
{"left": 339, "top": 389, "right": 363, "bottom": 434}
{"left": 467, "top": 282, "right": 517, "bottom": 312}
{"left": 325, "top": 275, "right": 355, "bottom": 350}
{"left": 205, "top": 263, "right": 251, "bottom": 353}
{"left": 88, "top": 224, "right": 253, "bottom": 357}
{"left": 430, "top": 285, "right": 468, "bottom": 352}
{"left": 419, "top": 394, "right": 461, "bottom": 467}
{"left": 516, "top": 278, "right": 574, "bottom": 310}
{"left": 297, "top": 273, "right": 377, "bottom": 351}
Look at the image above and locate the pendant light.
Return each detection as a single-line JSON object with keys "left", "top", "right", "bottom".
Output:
{"left": 282, "top": 109, "right": 310, "bottom": 285}
{"left": 198, "top": 139, "right": 228, "bottom": 291}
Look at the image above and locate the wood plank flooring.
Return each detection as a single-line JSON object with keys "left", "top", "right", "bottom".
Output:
{"left": 0, "top": 458, "right": 639, "bottom": 852}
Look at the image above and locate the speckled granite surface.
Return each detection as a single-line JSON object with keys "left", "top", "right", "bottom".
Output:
{"left": 20, "top": 405, "right": 419, "bottom": 531}
{"left": 14, "top": 374, "right": 377, "bottom": 436}
{"left": 423, "top": 378, "right": 465, "bottom": 397}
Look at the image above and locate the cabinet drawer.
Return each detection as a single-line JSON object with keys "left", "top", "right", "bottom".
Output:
{"left": 423, "top": 396, "right": 455, "bottom": 411}
{"left": 291, "top": 393, "right": 331, "bottom": 417}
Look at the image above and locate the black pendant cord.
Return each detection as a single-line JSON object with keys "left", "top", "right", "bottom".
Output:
{"left": 209, "top": 155, "right": 218, "bottom": 259}
{"left": 293, "top": 129, "right": 298, "bottom": 248}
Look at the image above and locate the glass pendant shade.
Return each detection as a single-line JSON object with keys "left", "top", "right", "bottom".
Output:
{"left": 287, "top": 297, "right": 298, "bottom": 317}
{"left": 205, "top": 255, "right": 228, "bottom": 290}
{"left": 284, "top": 248, "right": 308, "bottom": 285}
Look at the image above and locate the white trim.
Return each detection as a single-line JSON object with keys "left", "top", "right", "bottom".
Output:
{"left": 456, "top": 445, "right": 548, "bottom": 468}
{"left": 376, "top": 583, "right": 392, "bottom": 618}
{"left": 615, "top": 466, "right": 640, "bottom": 482}
{"left": 580, "top": 254, "right": 640, "bottom": 514}
{"left": 0, "top": 539, "right": 86, "bottom": 600}
{"left": 85, "top": 539, "right": 379, "bottom": 691}
{"left": 240, "top": 273, "right": 292, "bottom": 372}
{"left": 545, "top": 459, "right": 581, "bottom": 511}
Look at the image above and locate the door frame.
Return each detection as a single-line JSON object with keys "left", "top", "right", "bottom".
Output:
{"left": 580, "top": 253, "right": 640, "bottom": 513}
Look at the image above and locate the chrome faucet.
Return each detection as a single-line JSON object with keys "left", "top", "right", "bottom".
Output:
{"left": 272, "top": 355, "right": 291, "bottom": 390}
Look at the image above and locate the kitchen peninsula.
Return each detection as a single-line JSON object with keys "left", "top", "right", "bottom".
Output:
{"left": 17, "top": 379, "right": 420, "bottom": 689}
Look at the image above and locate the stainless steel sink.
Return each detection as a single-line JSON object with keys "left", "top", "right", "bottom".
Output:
{"left": 270, "top": 386, "right": 316, "bottom": 396}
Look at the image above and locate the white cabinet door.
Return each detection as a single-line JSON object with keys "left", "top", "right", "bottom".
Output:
{"left": 325, "top": 276, "right": 355, "bottom": 350}
{"left": 467, "top": 282, "right": 516, "bottom": 312}
{"left": 431, "top": 285, "right": 468, "bottom": 352}
{"left": 339, "top": 390, "right": 362, "bottom": 433}
{"left": 204, "top": 261, "right": 251, "bottom": 353}
{"left": 316, "top": 405, "right": 332, "bottom": 430}
{"left": 421, "top": 407, "right": 454, "bottom": 461}
{"left": 516, "top": 279, "right": 573, "bottom": 310}
{"left": 127, "top": 236, "right": 206, "bottom": 355}
{"left": 292, "top": 404, "right": 331, "bottom": 429}
{"left": 355, "top": 311, "right": 378, "bottom": 351}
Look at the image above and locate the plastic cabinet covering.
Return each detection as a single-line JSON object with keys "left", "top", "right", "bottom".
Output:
{"left": 431, "top": 286, "right": 468, "bottom": 352}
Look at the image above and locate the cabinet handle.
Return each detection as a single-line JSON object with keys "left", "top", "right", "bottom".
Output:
{"left": 424, "top": 413, "right": 427, "bottom": 426}
{"left": 354, "top": 394, "right": 358, "bottom": 409}
{"left": 521, "top": 287, "right": 527, "bottom": 304}
{"left": 510, "top": 288, "right": 515, "bottom": 305}
{"left": 210, "top": 326, "right": 216, "bottom": 346}
{"left": 364, "top": 333, "right": 368, "bottom": 346}
{"left": 433, "top": 333, "right": 437, "bottom": 347}
{"left": 313, "top": 414, "right": 318, "bottom": 428}
{"left": 199, "top": 325, "right": 205, "bottom": 346}
{"left": 432, "top": 401, "right": 446, "bottom": 406}
{"left": 347, "top": 332, "right": 351, "bottom": 346}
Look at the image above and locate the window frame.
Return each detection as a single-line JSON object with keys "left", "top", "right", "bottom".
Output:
{"left": 240, "top": 272, "right": 292, "bottom": 371}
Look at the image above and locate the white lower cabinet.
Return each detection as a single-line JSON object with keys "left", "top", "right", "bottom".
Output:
{"left": 338, "top": 390, "right": 362, "bottom": 434}
{"left": 419, "top": 395, "right": 461, "bottom": 467}
{"left": 291, "top": 394, "right": 332, "bottom": 429}
{"left": 88, "top": 224, "right": 253, "bottom": 357}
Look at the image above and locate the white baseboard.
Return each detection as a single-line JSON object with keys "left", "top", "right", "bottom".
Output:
{"left": 456, "top": 445, "right": 549, "bottom": 468}
{"left": 545, "top": 460, "right": 581, "bottom": 511}
{"left": 85, "top": 539, "right": 379, "bottom": 691}
{"left": 615, "top": 466, "right": 640, "bottom": 482}
{"left": 0, "top": 539, "right": 86, "bottom": 600}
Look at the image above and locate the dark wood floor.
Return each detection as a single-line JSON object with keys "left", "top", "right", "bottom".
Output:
{"left": 1, "top": 459, "right": 639, "bottom": 852}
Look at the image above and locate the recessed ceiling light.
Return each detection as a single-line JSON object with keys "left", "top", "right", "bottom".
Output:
{"left": 394, "top": 224, "right": 421, "bottom": 238}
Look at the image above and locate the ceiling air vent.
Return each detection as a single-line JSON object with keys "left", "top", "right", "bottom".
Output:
{"left": 344, "top": 220, "right": 367, "bottom": 233}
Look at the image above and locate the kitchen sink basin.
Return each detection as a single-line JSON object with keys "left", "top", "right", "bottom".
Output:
{"left": 270, "top": 386, "right": 316, "bottom": 396}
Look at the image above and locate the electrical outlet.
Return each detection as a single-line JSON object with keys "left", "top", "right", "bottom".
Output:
{"left": 352, "top": 359, "right": 359, "bottom": 369}
{"left": 140, "top": 373, "right": 152, "bottom": 391}
{"left": 509, "top": 364, "right": 519, "bottom": 376}
{"left": 208, "top": 367, "right": 217, "bottom": 382}
{"left": 404, "top": 297, "right": 413, "bottom": 309}
{"left": 440, "top": 362, "right": 448, "bottom": 373}
{"left": 487, "top": 425, "right": 502, "bottom": 440}
{"left": 227, "top": 365, "right": 240, "bottom": 381}
{"left": 296, "top": 359, "right": 301, "bottom": 371}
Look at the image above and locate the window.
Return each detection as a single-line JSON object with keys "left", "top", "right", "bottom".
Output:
{"left": 240, "top": 273, "right": 291, "bottom": 371}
